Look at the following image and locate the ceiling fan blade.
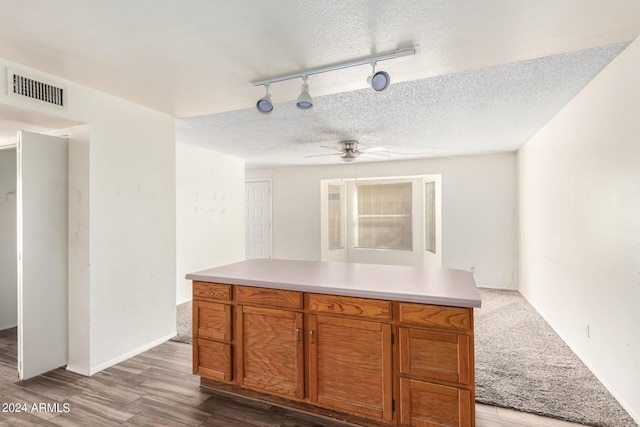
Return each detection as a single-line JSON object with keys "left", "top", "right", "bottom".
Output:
{"left": 359, "top": 146, "right": 388, "bottom": 153}
{"left": 304, "top": 153, "right": 341, "bottom": 158}
{"left": 361, "top": 151, "right": 390, "bottom": 158}
{"left": 319, "top": 145, "right": 340, "bottom": 150}
{"left": 378, "top": 149, "right": 434, "bottom": 155}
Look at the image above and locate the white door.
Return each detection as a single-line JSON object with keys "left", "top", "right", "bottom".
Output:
{"left": 17, "top": 130, "right": 68, "bottom": 380}
{"left": 245, "top": 181, "right": 271, "bottom": 259}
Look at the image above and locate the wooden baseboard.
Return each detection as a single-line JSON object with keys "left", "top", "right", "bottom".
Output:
{"left": 199, "top": 378, "right": 392, "bottom": 427}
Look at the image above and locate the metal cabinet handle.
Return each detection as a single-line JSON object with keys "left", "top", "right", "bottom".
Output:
{"left": 295, "top": 328, "right": 300, "bottom": 342}
{"left": 310, "top": 330, "right": 314, "bottom": 344}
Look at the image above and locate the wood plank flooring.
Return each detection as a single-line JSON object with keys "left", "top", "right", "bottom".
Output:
{"left": 0, "top": 328, "right": 593, "bottom": 426}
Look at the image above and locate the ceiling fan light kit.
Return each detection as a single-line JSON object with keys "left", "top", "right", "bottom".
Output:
{"left": 253, "top": 46, "right": 416, "bottom": 114}
{"left": 342, "top": 153, "right": 357, "bottom": 162}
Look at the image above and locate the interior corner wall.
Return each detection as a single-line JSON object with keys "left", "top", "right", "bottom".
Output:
{"left": 0, "top": 148, "right": 17, "bottom": 330}
{"left": 175, "top": 143, "right": 245, "bottom": 304}
{"left": 0, "top": 58, "right": 177, "bottom": 376}
{"left": 246, "top": 152, "right": 517, "bottom": 289}
{"left": 518, "top": 39, "right": 640, "bottom": 422}
{"left": 46, "top": 125, "right": 91, "bottom": 375}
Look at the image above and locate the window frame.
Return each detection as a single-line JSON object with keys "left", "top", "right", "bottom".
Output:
{"left": 320, "top": 174, "right": 441, "bottom": 268}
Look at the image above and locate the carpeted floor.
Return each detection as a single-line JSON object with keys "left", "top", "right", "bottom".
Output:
{"left": 475, "top": 288, "right": 637, "bottom": 427}
{"left": 174, "top": 290, "right": 638, "bottom": 426}
{"left": 174, "top": 301, "right": 192, "bottom": 344}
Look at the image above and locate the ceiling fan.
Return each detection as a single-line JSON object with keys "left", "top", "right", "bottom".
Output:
{"left": 305, "top": 140, "right": 389, "bottom": 163}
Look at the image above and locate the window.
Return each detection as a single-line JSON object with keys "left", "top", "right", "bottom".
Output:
{"left": 321, "top": 175, "right": 441, "bottom": 267}
{"left": 355, "top": 182, "right": 412, "bottom": 250}
{"left": 424, "top": 181, "right": 436, "bottom": 253}
{"left": 327, "top": 184, "right": 344, "bottom": 250}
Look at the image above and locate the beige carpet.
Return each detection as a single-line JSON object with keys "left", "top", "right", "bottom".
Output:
{"left": 174, "top": 301, "right": 192, "bottom": 344}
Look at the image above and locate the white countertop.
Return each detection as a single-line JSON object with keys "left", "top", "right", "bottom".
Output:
{"left": 186, "top": 259, "right": 481, "bottom": 308}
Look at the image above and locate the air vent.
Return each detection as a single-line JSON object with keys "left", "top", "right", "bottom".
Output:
{"left": 7, "top": 68, "right": 67, "bottom": 109}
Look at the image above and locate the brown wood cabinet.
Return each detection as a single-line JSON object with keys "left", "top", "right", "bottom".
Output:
{"left": 193, "top": 338, "right": 232, "bottom": 381}
{"left": 400, "top": 378, "right": 472, "bottom": 427}
{"left": 237, "top": 305, "right": 304, "bottom": 398}
{"left": 397, "top": 303, "right": 475, "bottom": 427}
{"left": 193, "top": 300, "right": 232, "bottom": 341}
{"left": 309, "top": 314, "right": 393, "bottom": 421}
{"left": 191, "top": 282, "right": 475, "bottom": 426}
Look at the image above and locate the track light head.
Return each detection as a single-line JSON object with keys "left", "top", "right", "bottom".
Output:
{"left": 367, "top": 63, "right": 391, "bottom": 92}
{"left": 371, "top": 71, "right": 390, "bottom": 91}
{"left": 256, "top": 84, "right": 273, "bottom": 114}
{"left": 296, "top": 77, "right": 313, "bottom": 110}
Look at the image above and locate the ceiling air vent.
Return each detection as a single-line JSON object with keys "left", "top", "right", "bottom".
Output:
{"left": 7, "top": 68, "right": 67, "bottom": 109}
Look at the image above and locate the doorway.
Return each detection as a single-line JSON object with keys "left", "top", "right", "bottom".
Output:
{"left": 0, "top": 131, "right": 69, "bottom": 380}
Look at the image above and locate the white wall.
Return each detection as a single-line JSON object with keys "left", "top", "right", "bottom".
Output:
{"left": 0, "top": 148, "right": 17, "bottom": 330}
{"left": 518, "top": 38, "right": 640, "bottom": 422}
{"left": 247, "top": 152, "right": 517, "bottom": 288}
{"left": 87, "top": 98, "right": 175, "bottom": 374}
{"left": 175, "top": 143, "right": 245, "bottom": 304}
{"left": 0, "top": 58, "right": 176, "bottom": 375}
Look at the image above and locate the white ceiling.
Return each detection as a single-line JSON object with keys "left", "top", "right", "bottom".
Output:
{"left": 1, "top": 1, "right": 639, "bottom": 166}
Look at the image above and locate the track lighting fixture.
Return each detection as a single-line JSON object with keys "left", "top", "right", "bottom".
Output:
{"left": 252, "top": 46, "right": 416, "bottom": 113}
{"left": 367, "top": 62, "right": 390, "bottom": 92}
{"left": 296, "top": 77, "right": 313, "bottom": 110}
{"left": 256, "top": 84, "right": 273, "bottom": 114}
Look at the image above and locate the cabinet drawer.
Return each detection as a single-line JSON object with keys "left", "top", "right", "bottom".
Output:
{"left": 400, "top": 378, "right": 471, "bottom": 427}
{"left": 399, "top": 328, "right": 470, "bottom": 385}
{"left": 237, "top": 286, "right": 302, "bottom": 310}
{"left": 194, "top": 338, "right": 233, "bottom": 382}
{"left": 398, "top": 303, "right": 470, "bottom": 332}
{"left": 193, "top": 281, "right": 231, "bottom": 301}
{"left": 193, "top": 301, "right": 232, "bottom": 341}
{"left": 309, "top": 293, "right": 392, "bottom": 321}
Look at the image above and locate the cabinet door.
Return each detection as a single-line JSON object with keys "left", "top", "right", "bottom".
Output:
{"left": 399, "top": 328, "right": 470, "bottom": 385}
{"left": 193, "top": 338, "right": 233, "bottom": 381}
{"left": 400, "top": 378, "right": 471, "bottom": 427}
{"left": 193, "top": 301, "right": 232, "bottom": 341}
{"left": 308, "top": 315, "right": 393, "bottom": 422}
{"left": 238, "top": 306, "right": 304, "bottom": 399}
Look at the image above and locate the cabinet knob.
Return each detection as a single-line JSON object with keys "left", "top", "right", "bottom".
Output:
{"left": 295, "top": 328, "right": 300, "bottom": 342}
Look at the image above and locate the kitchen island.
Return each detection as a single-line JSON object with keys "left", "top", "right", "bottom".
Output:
{"left": 186, "top": 259, "right": 481, "bottom": 427}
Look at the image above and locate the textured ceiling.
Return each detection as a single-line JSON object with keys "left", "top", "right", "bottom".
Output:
{"left": 178, "top": 43, "right": 628, "bottom": 168}
{"left": 0, "top": 1, "right": 639, "bottom": 166}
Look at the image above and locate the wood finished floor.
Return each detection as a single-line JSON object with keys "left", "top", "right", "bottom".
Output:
{"left": 0, "top": 328, "right": 592, "bottom": 427}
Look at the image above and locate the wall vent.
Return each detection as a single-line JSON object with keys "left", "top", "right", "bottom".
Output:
{"left": 7, "top": 68, "right": 67, "bottom": 109}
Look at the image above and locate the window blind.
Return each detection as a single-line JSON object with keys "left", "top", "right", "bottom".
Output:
{"left": 356, "top": 182, "right": 412, "bottom": 250}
